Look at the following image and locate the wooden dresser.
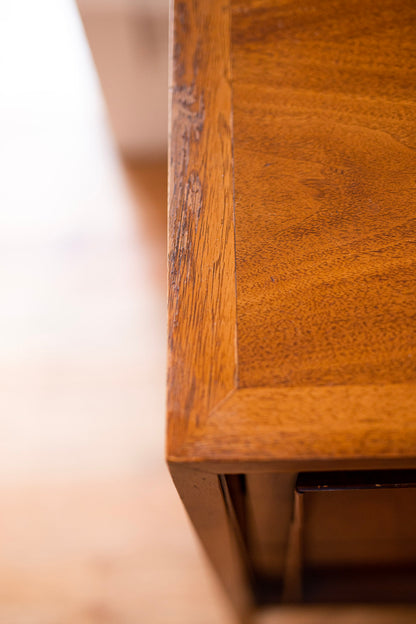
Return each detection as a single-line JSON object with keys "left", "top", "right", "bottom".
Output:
{"left": 167, "top": 0, "right": 416, "bottom": 619}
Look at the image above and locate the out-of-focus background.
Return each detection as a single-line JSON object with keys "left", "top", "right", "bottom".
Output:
{"left": 0, "top": 1, "right": 234, "bottom": 622}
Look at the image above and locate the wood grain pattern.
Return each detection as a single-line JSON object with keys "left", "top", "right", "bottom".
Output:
{"left": 232, "top": 0, "right": 416, "bottom": 389}
{"left": 174, "top": 384, "right": 416, "bottom": 468}
{"left": 167, "top": 1, "right": 247, "bottom": 617}
{"left": 167, "top": 0, "right": 237, "bottom": 456}
{"left": 168, "top": 0, "right": 416, "bottom": 614}
{"left": 168, "top": 0, "right": 416, "bottom": 466}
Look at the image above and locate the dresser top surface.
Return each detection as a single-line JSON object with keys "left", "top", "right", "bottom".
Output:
{"left": 167, "top": 0, "right": 416, "bottom": 469}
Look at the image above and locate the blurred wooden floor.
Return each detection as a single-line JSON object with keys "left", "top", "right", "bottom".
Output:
{"left": 0, "top": 2, "right": 234, "bottom": 623}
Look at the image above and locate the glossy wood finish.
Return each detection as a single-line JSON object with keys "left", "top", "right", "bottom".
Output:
{"left": 167, "top": 0, "right": 416, "bottom": 617}
{"left": 167, "top": 0, "right": 236, "bottom": 456}
{"left": 168, "top": 0, "right": 416, "bottom": 469}
{"left": 232, "top": 0, "right": 416, "bottom": 390}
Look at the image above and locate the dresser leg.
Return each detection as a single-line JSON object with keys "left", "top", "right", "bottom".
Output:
{"left": 169, "top": 462, "right": 254, "bottom": 622}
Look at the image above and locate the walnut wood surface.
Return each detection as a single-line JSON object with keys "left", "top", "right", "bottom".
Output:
{"left": 232, "top": 0, "right": 416, "bottom": 389}
{"left": 170, "top": 464, "right": 253, "bottom": 616}
{"left": 168, "top": 0, "right": 416, "bottom": 468}
{"left": 167, "top": 0, "right": 236, "bottom": 455}
{"left": 175, "top": 384, "right": 416, "bottom": 468}
{"left": 167, "top": 0, "right": 416, "bottom": 614}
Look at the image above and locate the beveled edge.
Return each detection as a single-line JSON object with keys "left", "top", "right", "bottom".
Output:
{"left": 168, "top": 384, "right": 416, "bottom": 472}
{"left": 167, "top": 0, "right": 238, "bottom": 458}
